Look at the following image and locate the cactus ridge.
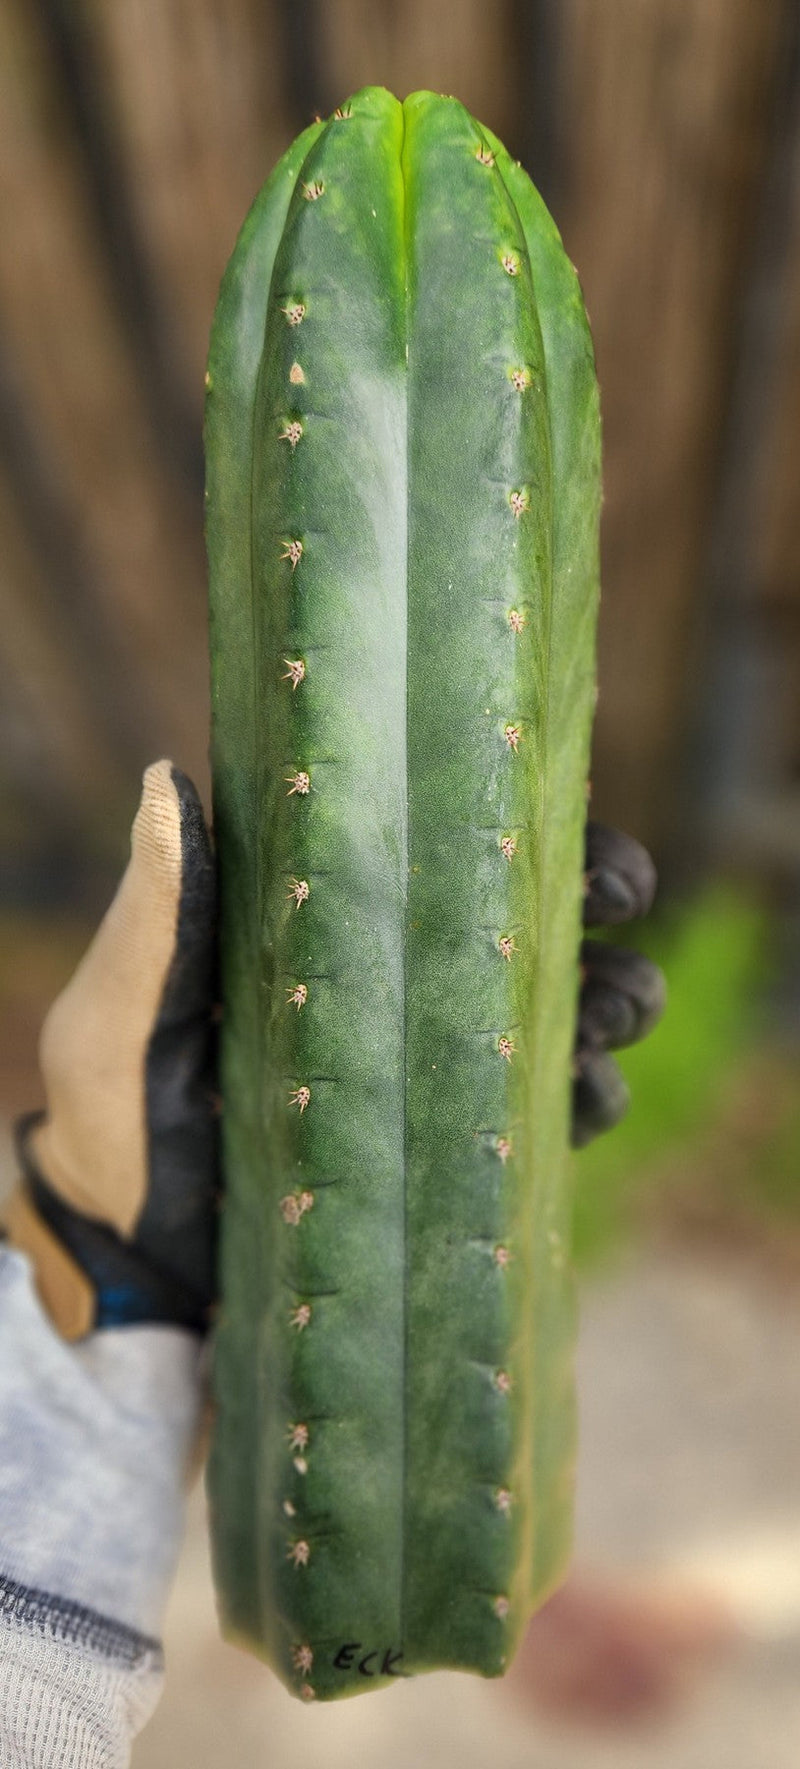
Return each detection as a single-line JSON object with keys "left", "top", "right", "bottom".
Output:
{"left": 206, "top": 86, "right": 600, "bottom": 1700}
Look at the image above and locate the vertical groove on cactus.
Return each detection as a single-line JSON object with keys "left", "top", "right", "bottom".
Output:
{"left": 399, "top": 95, "right": 411, "bottom": 1668}
{"left": 206, "top": 86, "right": 600, "bottom": 1701}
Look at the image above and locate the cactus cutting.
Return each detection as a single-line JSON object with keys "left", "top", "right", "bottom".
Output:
{"left": 205, "top": 84, "right": 601, "bottom": 1701}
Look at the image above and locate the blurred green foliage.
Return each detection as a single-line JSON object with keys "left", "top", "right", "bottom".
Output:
{"left": 572, "top": 886, "right": 771, "bottom": 1265}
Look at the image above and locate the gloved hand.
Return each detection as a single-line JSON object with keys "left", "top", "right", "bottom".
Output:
{"left": 2, "top": 759, "right": 218, "bottom": 1341}
{"left": 1, "top": 765, "right": 664, "bottom": 1341}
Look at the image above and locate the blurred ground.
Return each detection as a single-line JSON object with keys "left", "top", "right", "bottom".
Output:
{"left": 133, "top": 1245, "right": 800, "bottom": 1769}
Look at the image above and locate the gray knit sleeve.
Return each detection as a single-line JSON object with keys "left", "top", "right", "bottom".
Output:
{"left": 0, "top": 1246, "right": 206, "bottom": 1766}
{"left": 0, "top": 1579, "right": 164, "bottom": 1769}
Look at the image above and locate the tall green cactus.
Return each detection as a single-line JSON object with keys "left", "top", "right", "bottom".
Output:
{"left": 205, "top": 84, "right": 600, "bottom": 1703}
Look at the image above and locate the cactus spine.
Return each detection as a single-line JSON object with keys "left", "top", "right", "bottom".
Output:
{"left": 206, "top": 86, "right": 600, "bottom": 1701}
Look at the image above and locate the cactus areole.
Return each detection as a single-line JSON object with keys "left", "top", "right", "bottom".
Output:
{"left": 205, "top": 86, "right": 601, "bottom": 1701}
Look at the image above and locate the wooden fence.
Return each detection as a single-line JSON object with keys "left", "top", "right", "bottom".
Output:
{"left": 1, "top": 0, "right": 798, "bottom": 904}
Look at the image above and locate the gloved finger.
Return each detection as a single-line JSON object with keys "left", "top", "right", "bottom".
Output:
{"left": 571, "top": 1048, "right": 630, "bottom": 1149}
{"left": 577, "top": 940, "right": 666, "bottom": 1050}
{"left": 583, "top": 823, "right": 658, "bottom": 927}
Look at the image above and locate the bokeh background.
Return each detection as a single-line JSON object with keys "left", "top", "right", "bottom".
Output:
{"left": 1, "top": 1, "right": 799, "bottom": 1763}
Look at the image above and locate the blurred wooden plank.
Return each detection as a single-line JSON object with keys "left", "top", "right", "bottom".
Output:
{"left": 28, "top": 0, "right": 203, "bottom": 492}
{"left": 0, "top": 330, "right": 164, "bottom": 786}
{"left": 273, "top": 0, "right": 338, "bottom": 125}
{"left": 758, "top": 85, "right": 800, "bottom": 704}
{"left": 0, "top": 913, "right": 95, "bottom": 1115}
{"left": 0, "top": 467, "right": 123, "bottom": 823}
{"left": 319, "top": 0, "right": 511, "bottom": 127}
{"left": 507, "top": 0, "right": 564, "bottom": 210}
{"left": 561, "top": 0, "right": 786, "bottom": 850}
{"left": 678, "top": 2, "right": 800, "bottom": 873}
{"left": 92, "top": 0, "right": 294, "bottom": 387}
{"left": 0, "top": 0, "right": 211, "bottom": 806}
{"left": 762, "top": 268, "right": 800, "bottom": 780}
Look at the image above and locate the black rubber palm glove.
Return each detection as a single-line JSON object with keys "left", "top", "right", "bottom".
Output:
{"left": 1, "top": 768, "right": 664, "bottom": 1339}
{"left": 573, "top": 822, "right": 665, "bottom": 1148}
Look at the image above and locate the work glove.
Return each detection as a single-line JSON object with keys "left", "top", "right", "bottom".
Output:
{"left": 2, "top": 760, "right": 218, "bottom": 1341}
{"left": 1, "top": 765, "right": 664, "bottom": 1341}
{"left": 576, "top": 821, "right": 665, "bottom": 1147}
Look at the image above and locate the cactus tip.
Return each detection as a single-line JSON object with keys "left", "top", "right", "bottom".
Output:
{"left": 286, "top": 770, "right": 311, "bottom": 796}
{"left": 510, "top": 368, "right": 531, "bottom": 392}
{"left": 289, "top": 1302, "right": 312, "bottom": 1330}
{"left": 498, "top": 1036, "right": 515, "bottom": 1062}
{"left": 287, "top": 1539, "right": 311, "bottom": 1567}
{"left": 501, "top": 252, "right": 520, "bottom": 277}
{"left": 281, "top": 301, "right": 306, "bottom": 326}
{"left": 498, "top": 935, "right": 517, "bottom": 961}
{"left": 293, "top": 1643, "right": 314, "bottom": 1673}
{"left": 509, "top": 489, "right": 530, "bottom": 520}
{"left": 475, "top": 144, "right": 495, "bottom": 166}
{"left": 503, "top": 724, "right": 522, "bottom": 752}
{"left": 494, "top": 1487, "right": 513, "bottom": 1513}
{"left": 499, "top": 835, "right": 517, "bottom": 862}
{"left": 303, "top": 180, "right": 325, "bottom": 201}
{"left": 494, "top": 1369, "right": 513, "bottom": 1394}
{"left": 289, "top": 361, "right": 305, "bottom": 385}
{"left": 495, "top": 1136, "right": 513, "bottom": 1163}
{"left": 493, "top": 1596, "right": 511, "bottom": 1620}
{"left": 286, "top": 982, "right": 309, "bottom": 1010}
{"left": 494, "top": 1245, "right": 511, "bottom": 1268}
{"left": 508, "top": 608, "right": 526, "bottom": 635}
